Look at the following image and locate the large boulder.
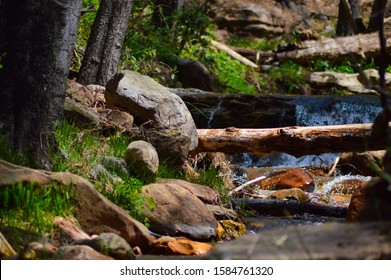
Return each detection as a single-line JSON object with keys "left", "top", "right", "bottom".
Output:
{"left": 142, "top": 182, "right": 218, "bottom": 241}
{"left": 105, "top": 70, "right": 198, "bottom": 165}
{"left": 0, "top": 160, "right": 154, "bottom": 252}
{"left": 347, "top": 177, "right": 391, "bottom": 222}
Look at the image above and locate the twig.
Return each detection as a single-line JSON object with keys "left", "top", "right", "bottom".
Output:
{"left": 327, "top": 156, "right": 340, "bottom": 176}
{"left": 229, "top": 175, "right": 266, "bottom": 196}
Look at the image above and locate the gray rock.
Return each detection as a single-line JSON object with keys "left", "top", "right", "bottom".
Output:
{"left": 74, "top": 233, "right": 135, "bottom": 260}
{"left": 125, "top": 140, "right": 159, "bottom": 177}
{"left": 55, "top": 245, "right": 113, "bottom": 260}
{"left": 105, "top": 70, "right": 198, "bottom": 165}
{"left": 205, "top": 222, "right": 391, "bottom": 259}
{"left": 99, "top": 156, "right": 129, "bottom": 178}
{"left": 64, "top": 98, "right": 107, "bottom": 128}
{"left": 142, "top": 182, "right": 218, "bottom": 241}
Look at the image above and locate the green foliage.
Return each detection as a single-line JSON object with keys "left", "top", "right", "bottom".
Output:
{"left": 0, "top": 182, "right": 74, "bottom": 234}
{"left": 120, "top": 1, "right": 213, "bottom": 83}
{"left": 310, "top": 58, "right": 355, "bottom": 73}
{"left": 227, "top": 37, "right": 278, "bottom": 51}
{"left": 72, "top": 0, "right": 100, "bottom": 71}
{"left": 190, "top": 166, "right": 229, "bottom": 204}
{"left": 267, "top": 61, "right": 305, "bottom": 94}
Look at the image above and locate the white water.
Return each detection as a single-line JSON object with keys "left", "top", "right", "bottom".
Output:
{"left": 232, "top": 101, "right": 382, "bottom": 169}
{"left": 206, "top": 99, "right": 223, "bottom": 128}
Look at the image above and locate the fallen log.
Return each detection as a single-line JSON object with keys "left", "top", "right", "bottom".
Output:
{"left": 232, "top": 198, "right": 347, "bottom": 218}
{"left": 275, "top": 31, "right": 391, "bottom": 66}
{"left": 195, "top": 123, "right": 385, "bottom": 157}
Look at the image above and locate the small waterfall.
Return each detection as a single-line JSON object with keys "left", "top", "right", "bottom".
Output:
{"left": 296, "top": 101, "right": 382, "bottom": 126}
{"left": 232, "top": 98, "right": 382, "bottom": 169}
{"left": 207, "top": 99, "right": 223, "bottom": 128}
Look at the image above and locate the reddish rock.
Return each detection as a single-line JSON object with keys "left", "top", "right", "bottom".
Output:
{"left": 268, "top": 188, "right": 310, "bottom": 202}
{"left": 0, "top": 161, "right": 155, "bottom": 252}
{"left": 66, "top": 79, "right": 95, "bottom": 107}
{"left": 347, "top": 177, "right": 391, "bottom": 222}
{"left": 338, "top": 151, "right": 385, "bottom": 176}
{"left": 150, "top": 236, "right": 212, "bottom": 256}
{"left": 258, "top": 168, "right": 315, "bottom": 192}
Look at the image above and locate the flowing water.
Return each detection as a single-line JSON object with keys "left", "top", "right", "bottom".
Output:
{"left": 224, "top": 99, "right": 382, "bottom": 230}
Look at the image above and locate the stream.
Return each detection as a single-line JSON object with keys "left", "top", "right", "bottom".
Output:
{"left": 220, "top": 95, "right": 383, "bottom": 231}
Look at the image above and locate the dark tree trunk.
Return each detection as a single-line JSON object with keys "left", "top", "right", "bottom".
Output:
{"left": 77, "top": 0, "right": 134, "bottom": 86}
{"left": 368, "top": 0, "right": 389, "bottom": 32}
{"left": 0, "top": 0, "right": 82, "bottom": 170}
{"left": 336, "top": 0, "right": 366, "bottom": 36}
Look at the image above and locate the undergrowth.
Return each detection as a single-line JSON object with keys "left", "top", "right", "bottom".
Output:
{"left": 0, "top": 182, "right": 74, "bottom": 234}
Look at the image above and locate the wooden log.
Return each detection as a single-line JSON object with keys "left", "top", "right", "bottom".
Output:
{"left": 195, "top": 123, "right": 385, "bottom": 157}
{"left": 232, "top": 198, "right": 347, "bottom": 218}
{"left": 211, "top": 40, "right": 260, "bottom": 70}
{"left": 275, "top": 31, "right": 391, "bottom": 66}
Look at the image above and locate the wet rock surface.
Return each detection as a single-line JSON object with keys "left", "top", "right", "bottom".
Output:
{"left": 205, "top": 222, "right": 391, "bottom": 259}
{"left": 257, "top": 167, "right": 315, "bottom": 192}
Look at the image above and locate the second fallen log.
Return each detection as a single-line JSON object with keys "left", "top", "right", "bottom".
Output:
{"left": 195, "top": 123, "right": 385, "bottom": 157}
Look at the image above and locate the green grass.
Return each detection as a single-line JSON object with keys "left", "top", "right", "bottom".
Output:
{"left": 227, "top": 37, "right": 278, "bottom": 51}
{"left": 0, "top": 182, "right": 74, "bottom": 234}
{"left": 52, "top": 121, "right": 148, "bottom": 220}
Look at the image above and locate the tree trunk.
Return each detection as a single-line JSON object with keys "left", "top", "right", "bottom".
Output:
{"left": 275, "top": 31, "right": 391, "bottom": 66}
{"left": 77, "top": 0, "right": 133, "bottom": 86}
{"left": 194, "top": 124, "right": 384, "bottom": 157}
{"left": 336, "top": 0, "right": 366, "bottom": 36}
{"left": 367, "top": 0, "right": 388, "bottom": 32}
{"left": 0, "top": 0, "right": 82, "bottom": 170}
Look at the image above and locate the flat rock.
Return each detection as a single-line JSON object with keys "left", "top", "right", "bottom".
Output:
{"left": 156, "top": 178, "right": 219, "bottom": 204}
{"left": 0, "top": 160, "right": 154, "bottom": 252}
{"left": 205, "top": 222, "right": 391, "bottom": 259}
{"left": 142, "top": 183, "right": 218, "bottom": 241}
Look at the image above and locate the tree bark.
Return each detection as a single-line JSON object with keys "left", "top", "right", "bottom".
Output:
{"left": 194, "top": 124, "right": 384, "bottom": 157}
{"left": 275, "top": 31, "right": 391, "bottom": 66}
{"left": 336, "top": 0, "right": 366, "bottom": 36}
{"left": 0, "top": 0, "right": 82, "bottom": 170}
{"left": 77, "top": 0, "right": 133, "bottom": 86}
{"left": 367, "top": 0, "right": 388, "bottom": 32}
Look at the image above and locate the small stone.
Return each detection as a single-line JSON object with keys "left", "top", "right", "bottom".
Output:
{"left": 124, "top": 140, "right": 159, "bottom": 177}
{"left": 74, "top": 233, "right": 136, "bottom": 260}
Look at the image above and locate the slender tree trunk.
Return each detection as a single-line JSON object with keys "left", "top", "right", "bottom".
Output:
{"left": 368, "top": 0, "right": 389, "bottom": 32}
{"left": 77, "top": 0, "right": 134, "bottom": 86}
{"left": 336, "top": 0, "right": 366, "bottom": 36}
{"left": 0, "top": 0, "right": 82, "bottom": 170}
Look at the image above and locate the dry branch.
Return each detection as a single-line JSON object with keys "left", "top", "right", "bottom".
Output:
{"left": 211, "top": 40, "right": 260, "bottom": 70}
{"left": 195, "top": 123, "right": 385, "bottom": 157}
